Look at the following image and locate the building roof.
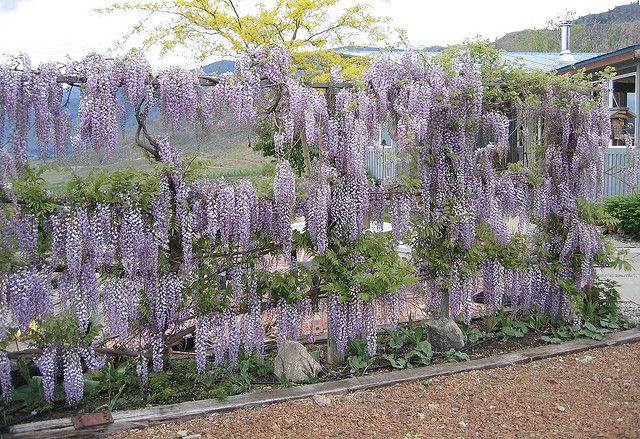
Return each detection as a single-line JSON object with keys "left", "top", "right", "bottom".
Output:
{"left": 555, "top": 44, "right": 640, "bottom": 74}
{"left": 501, "top": 51, "right": 603, "bottom": 72}
{"left": 336, "top": 46, "right": 604, "bottom": 72}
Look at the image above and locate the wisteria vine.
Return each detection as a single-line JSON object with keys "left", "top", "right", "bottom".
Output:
{"left": 0, "top": 44, "right": 628, "bottom": 407}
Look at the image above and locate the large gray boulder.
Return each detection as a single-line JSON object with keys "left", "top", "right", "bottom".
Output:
{"left": 273, "top": 340, "right": 322, "bottom": 383}
{"left": 425, "top": 317, "right": 465, "bottom": 351}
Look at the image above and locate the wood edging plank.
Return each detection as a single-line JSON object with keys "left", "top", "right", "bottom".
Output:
{"left": 9, "top": 328, "right": 640, "bottom": 438}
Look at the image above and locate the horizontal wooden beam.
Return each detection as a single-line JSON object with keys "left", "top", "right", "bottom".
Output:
{"left": 9, "top": 328, "right": 640, "bottom": 438}
{"left": 559, "top": 50, "right": 639, "bottom": 75}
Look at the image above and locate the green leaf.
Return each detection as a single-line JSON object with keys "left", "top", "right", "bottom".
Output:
{"left": 540, "top": 336, "right": 562, "bottom": 344}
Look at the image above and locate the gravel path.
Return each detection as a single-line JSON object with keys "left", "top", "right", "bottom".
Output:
{"left": 112, "top": 342, "right": 640, "bottom": 439}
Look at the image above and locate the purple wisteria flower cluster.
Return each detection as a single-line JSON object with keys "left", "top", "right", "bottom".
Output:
{"left": 0, "top": 44, "right": 620, "bottom": 406}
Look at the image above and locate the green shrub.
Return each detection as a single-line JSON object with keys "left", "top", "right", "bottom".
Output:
{"left": 604, "top": 191, "right": 640, "bottom": 238}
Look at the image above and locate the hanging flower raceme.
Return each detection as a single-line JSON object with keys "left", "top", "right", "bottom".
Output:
{"left": 157, "top": 66, "right": 199, "bottom": 130}
{"left": 34, "top": 345, "right": 57, "bottom": 402}
{"left": 0, "top": 351, "right": 11, "bottom": 402}
{"left": 275, "top": 298, "right": 310, "bottom": 346}
{"left": 242, "top": 270, "right": 265, "bottom": 357}
{"left": 119, "top": 51, "right": 151, "bottom": 105}
{"left": 7, "top": 54, "right": 32, "bottom": 167}
{"left": 304, "top": 163, "right": 334, "bottom": 255}
{"left": 72, "top": 54, "right": 123, "bottom": 153}
{"left": 273, "top": 160, "right": 296, "bottom": 264}
{"left": 32, "top": 63, "right": 66, "bottom": 157}
{"left": 7, "top": 267, "right": 53, "bottom": 334}
{"left": 236, "top": 180, "right": 256, "bottom": 247}
{"left": 101, "top": 277, "right": 140, "bottom": 341}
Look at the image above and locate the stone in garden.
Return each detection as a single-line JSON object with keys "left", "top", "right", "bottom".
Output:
{"left": 425, "top": 318, "right": 465, "bottom": 351}
{"left": 312, "top": 393, "right": 331, "bottom": 407}
{"left": 576, "top": 355, "right": 594, "bottom": 364}
{"left": 273, "top": 340, "right": 322, "bottom": 383}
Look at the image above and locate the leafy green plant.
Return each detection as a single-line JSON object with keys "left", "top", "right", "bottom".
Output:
{"left": 383, "top": 353, "right": 408, "bottom": 369}
{"left": 498, "top": 320, "right": 529, "bottom": 340}
{"left": 386, "top": 327, "right": 409, "bottom": 352}
{"left": 346, "top": 339, "right": 372, "bottom": 373}
{"left": 252, "top": 122, "right": 317, "bottom": 176}
{"left": 542, "top": 321, "right": 610, "bottom": 344}
{"left": 540, "top": 335, "right": 563, "bottom": 344}
{"left": 5, "top": 361, "right": 51, "bottom": 414}
{"left": 91, "top": 360, "right": 137, "bottom": 411}
{"left": 527, "top": 308, "right": 551, "bottom": 332}
{"left": 579, "top": 322, "right": 609, "bottom": 340}
{"left": 463, "top": 327, "right": 488, "bottom": 344}
{"left": 604, "top": 191, "right": 640, "bottom": 239}
{"left": 406, "top": 340, "right": 433, "bottom": 366}
{"left": 257, "top": 268, "right": 310, "bottom": 305}
{"left": 315, "top": 231, "right": 416, "bottom": 303}
{"left": 146, "top": 359, "right": 234, "bottom": 404}
{"left": 381, "top": 321, "right": 433, "bottom": 369}
{"left": 445, "top": 349, "right": 470, "bottom": 362}
{"left": 576, "top": 277, "right": 624, "bottom": 327}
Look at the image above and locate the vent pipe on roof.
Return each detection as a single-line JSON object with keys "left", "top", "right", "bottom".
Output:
{"left": 558, "top": 19, "right": 575, "bottom": 64}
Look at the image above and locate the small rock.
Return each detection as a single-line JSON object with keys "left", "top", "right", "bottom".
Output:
{"left": 427, "top": 403, "right": 440, "bottom": 410}
{"left": 176, "top": 431, "right": 188, "bottom": 438}
{"left": 576, "top": 355, "right": 594, "bottom": 364}
{"left": 557, "top": 405, "right": 566, "bottom": 412}
{"left": 458, "top": 421, "right": 468, "bottom": 428}
{"left": 273, "top": 340, "right": 322, "bottom": 383}
{"left": 417, "top": 412, "right": 426, "bottom": 420}
{"left": 547, "top": 378, "right": 559, "bottom": 385}
{"left": 312, "top": 394, "right": 331, "bottom": 407}
{"left": 425, "top": 317, "right": 465, "bottom": 351}
{"left": 183, "top": 435, "right": 201, "bottom": 439}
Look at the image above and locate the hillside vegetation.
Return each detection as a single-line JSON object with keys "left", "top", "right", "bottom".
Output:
{"left": 495, "top": 2, "right": 640, "bottom": 53}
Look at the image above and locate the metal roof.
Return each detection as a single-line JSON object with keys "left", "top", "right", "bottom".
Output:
{"left": 555, "top": 44, "right": 640, "bottom": 73}
{"left": 501, "top": 51, "right": 603, "bottom": 72}
{"left": 336, "top": 46, "right": 604, "bottom": 72}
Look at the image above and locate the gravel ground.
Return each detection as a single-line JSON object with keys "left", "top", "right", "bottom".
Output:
{"left": 112, "top": 342, "right": 640, "bottom": 439}
{"left": 620, "top": 301, "right": 640, "bottom": 326}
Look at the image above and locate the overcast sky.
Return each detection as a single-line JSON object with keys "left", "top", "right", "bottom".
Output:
{"left": 0, "top": 0, "right": 630, "bottom": 67}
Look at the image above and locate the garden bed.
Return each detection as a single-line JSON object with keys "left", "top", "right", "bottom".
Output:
{"left": 8, "top": 329, "right": 640, "bottom": 438}
{"left": 0, "top": 320, "right": 544, "bottom": 427}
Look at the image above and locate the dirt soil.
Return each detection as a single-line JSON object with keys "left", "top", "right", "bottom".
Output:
{"left": 112, "top": 342, "right": 640, "bottom": 439}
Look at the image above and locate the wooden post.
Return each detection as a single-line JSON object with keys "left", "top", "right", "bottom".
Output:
{"left": 324, "top": 81, "right": 346, "bottom": 365}
{"left": 635, "top": 63, "right": 639, "bottom": 146}
{"left": 439, "top": 290, "right": 450, "bottom": 319}
{"left": 301, "top": 137, "right": 312, "bottom": 176}
{"left": 327, "top": 340, "right": 344, "bottom": 364}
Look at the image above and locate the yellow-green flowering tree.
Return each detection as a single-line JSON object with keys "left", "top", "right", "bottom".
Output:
{"left": 102, "top": 0, "right": 393, "bottom": 79}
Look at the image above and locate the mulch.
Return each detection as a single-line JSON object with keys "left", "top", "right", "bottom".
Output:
{"left": 111, "top": 342, "right": 640, "bottom": 439}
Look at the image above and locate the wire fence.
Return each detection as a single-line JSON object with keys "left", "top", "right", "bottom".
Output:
{"left": 365, "top": 146, "right": 640, "bottom": 197}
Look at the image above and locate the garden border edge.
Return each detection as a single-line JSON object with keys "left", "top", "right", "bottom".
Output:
{"left": 9, "top": 328, "right": 640, "bottom": 438}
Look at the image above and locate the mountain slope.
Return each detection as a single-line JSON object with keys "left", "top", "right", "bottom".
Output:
{"left": 495, "top": 2, "right": 640, "bottom": 53}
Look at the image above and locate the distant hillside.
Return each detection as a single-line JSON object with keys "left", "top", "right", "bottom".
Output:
{"left": 495, "top": 2, "right": 640, "bottom": 53}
